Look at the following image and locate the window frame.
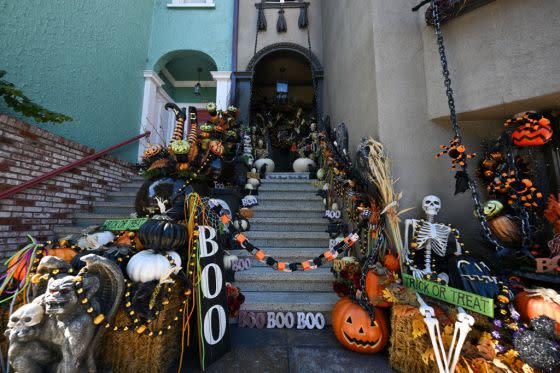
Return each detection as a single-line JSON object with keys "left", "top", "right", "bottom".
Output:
{"left": 167, "top": 0, "right": 215, "bottom": 9}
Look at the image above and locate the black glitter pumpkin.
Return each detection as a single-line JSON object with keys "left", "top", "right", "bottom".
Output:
{"left": 138, "top": 216, "right": 187, "bottom": 254}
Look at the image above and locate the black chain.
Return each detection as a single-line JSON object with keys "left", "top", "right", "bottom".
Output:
{"left": 429, "top": 0, "right": 525, "bottom": 257}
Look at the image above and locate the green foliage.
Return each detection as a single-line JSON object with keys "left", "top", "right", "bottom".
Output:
{"left": 0, "top": 70, "right": 72, "bottom": 123}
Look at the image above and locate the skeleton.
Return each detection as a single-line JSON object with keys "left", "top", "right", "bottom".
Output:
{"left": 6, "top": 254, "right": 124, "bottom": 373}
{"left": 404, "top": 195, "right": 462, "bottom": 280}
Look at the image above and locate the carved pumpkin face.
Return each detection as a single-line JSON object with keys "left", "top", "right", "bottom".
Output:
{"left": 507, "top": 113, "right": 553, "bottom": 147}
{"left": 332, "top": 297, "right": 388, "bottom": 353}
{"left": 209, "top": 140, "right": 224, "bottom": 156}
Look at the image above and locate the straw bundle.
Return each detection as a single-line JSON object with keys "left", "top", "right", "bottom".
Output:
{"left": 97, "top": 282, "right": 184, "bottom": 373}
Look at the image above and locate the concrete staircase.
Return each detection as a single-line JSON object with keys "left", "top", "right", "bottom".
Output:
{"left": 53, "top": 174, "right": 144, "bottom": 235}
{"left": 234, "top": 172, "right": 339, "bottom": 325}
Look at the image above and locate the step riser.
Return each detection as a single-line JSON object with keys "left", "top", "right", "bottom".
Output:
{"left": 257, "top": 191, "right": 319, "bottom": 199}
{"left": 252, "top": 211, "right": 324, "bottom": 218}
{"left": 247, "top": 261, "right": 332, "bottom": 268}
{"left": 248, "top": 239, "right": 330, "bottom": 248}
{"left": 93, "top": 206, "right": 135, "bottom": 214}
{"left": 252, "top": 201, "right": 324, "bottom": 209}
{"left": 250, "top": 224, "right": 326, "bottom": 232}
{"left": 234, "top": 281, "right": 332, "bottom": 292}
{"left": 259, "top": 185, "right": 319, "bottom": 192}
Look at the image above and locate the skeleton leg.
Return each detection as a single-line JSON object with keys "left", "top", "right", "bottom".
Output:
{"left": 447, "top": 308, "right": 474, "bottom": 373}
{"left": 417, "top": 294, "right": 449, "bottom": 373}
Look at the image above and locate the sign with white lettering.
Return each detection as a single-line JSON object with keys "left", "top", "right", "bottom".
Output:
{"left": 402, "top": 274, "right": 494, "bottom": 317}
{"left": 238, "top": 311, "right": 325, "bottom": 330}
{"left": 197, "top": 226, "right": 231, "bottom": 370}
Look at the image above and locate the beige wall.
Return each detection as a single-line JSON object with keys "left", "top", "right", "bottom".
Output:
{"left": 422, "top": 0, "right": 560, "bottom": 121}
{"left": 322, "top": 0, "right": 509, "bottom": 248}
{"left": 237, "top": 0, "right": 323, "bottom": 70}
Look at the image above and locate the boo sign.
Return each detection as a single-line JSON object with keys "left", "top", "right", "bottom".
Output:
{"left": 197, "top": 226, "right": 231, "bottom": 370}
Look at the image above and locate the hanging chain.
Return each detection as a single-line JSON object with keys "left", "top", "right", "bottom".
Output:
{"left": 429, "top": 0, "right": 531, "bottom": 258}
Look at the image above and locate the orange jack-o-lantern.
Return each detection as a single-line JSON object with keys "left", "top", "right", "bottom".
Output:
{"left": 142, "top": 144, "right": 164, "bottom": 160}
{"left": 365, "top": 270, "right": 392, "bottom": 308}
{"left": 507, "top": 114, "right": 553, "bottom": 147}
{"left": 209, "top": 140, "right": 224, "bottom": 157}
{"left": 332, "top": 297, "right": 389, "bottom": 353}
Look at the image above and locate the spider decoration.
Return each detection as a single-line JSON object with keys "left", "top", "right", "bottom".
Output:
{"left": 505, "top": 178, "right": 542, "bottom": 207}
{"left": 435, "top": 137, "right": 476, "bottom": 171}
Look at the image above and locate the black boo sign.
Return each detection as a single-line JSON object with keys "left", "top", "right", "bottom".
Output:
{"left": 197, "top": 226, "right": 231, "bottom": 370}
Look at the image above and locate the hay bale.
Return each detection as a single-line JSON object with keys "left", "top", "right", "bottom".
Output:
{"left": 97, "top": 282, "right": 185, "bottom": 373}
{"left": 389, "top": 305, "right": 435, "bottom": 373}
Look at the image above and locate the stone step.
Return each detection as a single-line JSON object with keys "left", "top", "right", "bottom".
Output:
{"left": 259, "top": 183, "right": 319, "bottom": 192}
{"left": 53, "top": 225, "right": 88, "bottom": 236}
{"left": 251, "top": 200, "right": 324, "bottom": 210}
{"left": 117, "top": 184, "right": 143, "bottom": 193}
{"left": 234, "top": 268, "right": 333, "bottom": 292}
{"left": 244, "top": 231, "right": 329, "bottom": 248}
{"left": 73, "top": 213, "right": 133, "bottom": 226}
{"left": 230, "top": 247, "right": 333, "bottom": 267}
{"left": 264, "top": 172, "right": 310, "bottom": 180}
{"left": 240, "top": 291, "right": 338, "bottom": 325}
{"left": 257, "top": 192, "right": 321, "bottom": 201}
{"left": 107, "top": 191, "right": 137, "bottom": 198}
{"left": 261, "top": 178, "right": 316, "bottom": 184}
{"left": 252, "top": 204, "right": 323, "bottom": 215}
{"left": 92, "top": 201, "right": 135, "bottom": 214}
{"left": 249, "top": 218, "right": 326, "bottom": 232}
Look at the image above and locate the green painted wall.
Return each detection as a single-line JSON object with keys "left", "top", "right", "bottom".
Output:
{"left": 174, "top": 87, "right": 216, "bottom": 103}
{"left": 148, "top": 0, "right": 233, "bottom": 72}
{"left": 0, "top": 0, "right": 156, "bottom": 162}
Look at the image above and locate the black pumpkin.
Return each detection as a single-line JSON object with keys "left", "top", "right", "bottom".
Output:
{"left": 138, "top": 217, "right": 187, "bottom": 253}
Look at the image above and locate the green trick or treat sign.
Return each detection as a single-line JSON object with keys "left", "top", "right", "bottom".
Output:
{"left": 101, "top": 218, "right": 148, "bottom": 231}
{"left": 402, "top": 274, "right": 494, "bottom": 317}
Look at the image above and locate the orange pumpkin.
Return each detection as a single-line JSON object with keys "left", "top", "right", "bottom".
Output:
{"left": 115, "top": 231, "right": 143, "bottom": 250}
{"left": 365, "top": 271, "right": 392, "bottom": 308}
{"left": 239, "top": 207, "right": 254, "bottom": 219}
{"left": 488, "top": 215, "right": 520, "bottom": 246}
{"left": 177, "top": 162, "right": 189, "bottom": 172}
{"left": 332, "top": 297, "right": 389, "bottom": 353}
{"left": 142, "top": 144, "right": 164, "bottom": 160}
{"left": 514, "top": 289, "right": 560, "bottom": 332}
{"left": 45, "top": 247, "right": 77, "bottom": 263}
{"left": 383, "top": 254, "right": 400, "bottom": 272}
{"left": 510, "top": 116, "right": 552, "bottom": 147}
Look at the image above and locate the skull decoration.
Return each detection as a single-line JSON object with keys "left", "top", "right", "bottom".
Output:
{"left": 6, "top": 303, "right": 44, "bottom": 341}
{"left": 422, "top": 195, "right": 441, "bottom": 217}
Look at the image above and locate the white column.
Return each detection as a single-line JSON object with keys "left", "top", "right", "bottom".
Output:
{"left": 138, "top": 70, "right": 170, "bottom": 161}
{"left": 210, "top": 71, "right": 232, "bottom": 110}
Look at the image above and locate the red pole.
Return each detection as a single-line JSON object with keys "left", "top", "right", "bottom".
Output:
{"left": 0, "top": 131, "right": 150, "bottom": 200}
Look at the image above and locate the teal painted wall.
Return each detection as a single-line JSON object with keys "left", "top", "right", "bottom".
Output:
{"left": 174, "top": 87, "right": 216, "bottom": 103}
{"left": 147, "top": 0, "right": 233, "bottom": 72}
{"left": 0, "top": 0, "right": 155, "bottom": 162}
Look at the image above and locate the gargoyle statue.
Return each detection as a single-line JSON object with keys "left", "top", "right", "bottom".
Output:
{"left": 6, "top": 254, "right": 124, "bottom": 373}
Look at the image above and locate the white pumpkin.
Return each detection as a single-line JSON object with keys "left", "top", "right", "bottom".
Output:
{"left": 292, "top": 157, "right": 316, "bottom": 172}
{"left": 223, "top": 253, "right": 238, "bottom": 270}
{"left": 126, "top": 250, "right": 181, "bottom": 283}
{"left": 254, "top": 158, "right": 275, "bottom": 174}
{"left": 77, "top": 231, "right": 115, "bottom": 250}
{"left": 316, "top": 168, "right": 325, "bottom": 180}
{"left": 331, "top": 203, "right": 339, "bottom": 212}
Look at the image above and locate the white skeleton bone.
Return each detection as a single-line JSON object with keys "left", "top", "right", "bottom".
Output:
{"left": 404, "top": 195, "right": 461, "bottom": 278}
{"left": 417, "top": 294, "right": 474, "bottom": 373}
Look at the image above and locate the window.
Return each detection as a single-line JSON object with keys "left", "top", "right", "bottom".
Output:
{"left": 167, "top": 0, "right": 215, "bottom": 8}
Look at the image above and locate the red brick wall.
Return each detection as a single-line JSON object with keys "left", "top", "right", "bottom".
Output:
{"left": 0, "top": 114, "right": 136, "bottom": 257}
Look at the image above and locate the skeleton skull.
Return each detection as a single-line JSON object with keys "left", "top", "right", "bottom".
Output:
{"left": 6, "top": 303, "right": 44, "bottom": 340}
{"left": 422, "top": 195, "right": 441, "bottom": 217}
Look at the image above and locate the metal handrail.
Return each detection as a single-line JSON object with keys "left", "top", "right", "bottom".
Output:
{"left": 0, "top": 131, "right": 150, "bottom": 200}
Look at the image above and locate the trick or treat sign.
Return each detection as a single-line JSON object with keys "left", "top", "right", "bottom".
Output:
{"left": 403, "top": 274, "right": 494, "bottom": 317}
{"left": 197, "top": 226, "right": 231, "bottom": 370}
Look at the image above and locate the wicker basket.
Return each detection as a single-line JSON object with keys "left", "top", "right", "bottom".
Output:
{"left": 97, "top": 283, "right": 185, "bottom": 373}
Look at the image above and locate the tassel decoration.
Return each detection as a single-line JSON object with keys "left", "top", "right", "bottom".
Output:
{"left": 298, "top": 4, "right": 308, "bottom": 29}
{"left": 257, "top": 1, "right": 267, "bottom": 31}
{"left": 277, "top": 9, "right": 287, "bottom": 33}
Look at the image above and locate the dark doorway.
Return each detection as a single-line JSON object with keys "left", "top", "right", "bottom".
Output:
{"left": 251, "top": 51, "right": 316, "bottom": 172}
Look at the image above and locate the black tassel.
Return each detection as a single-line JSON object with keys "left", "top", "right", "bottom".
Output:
{"left": 298, "top": 4, "right": 308, "bottom": 29}
{"left": 276, "top": 9, "right": 287, "bottom": 33}
{"left": 257, "top": 3, "right": 267, "bottom": 31}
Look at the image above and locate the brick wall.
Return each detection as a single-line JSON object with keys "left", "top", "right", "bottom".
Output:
{"left": 0, "top": 114, "right": 137, "bottom": 257}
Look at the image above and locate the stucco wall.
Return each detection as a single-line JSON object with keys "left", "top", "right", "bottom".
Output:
{"left": 237, "top": 0, "right": 323, "bottom": 71}
{"left": 322, "top": 0, "right": 504, "bottom": 249}
{"left": 0, "top": 0, "right": 155, "bottom": 162}
{"left": 147, "top": 0, "right": 233, "bottom": 71}
{"left": 422, "top": 0, "right": 560, "bottom": 121}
